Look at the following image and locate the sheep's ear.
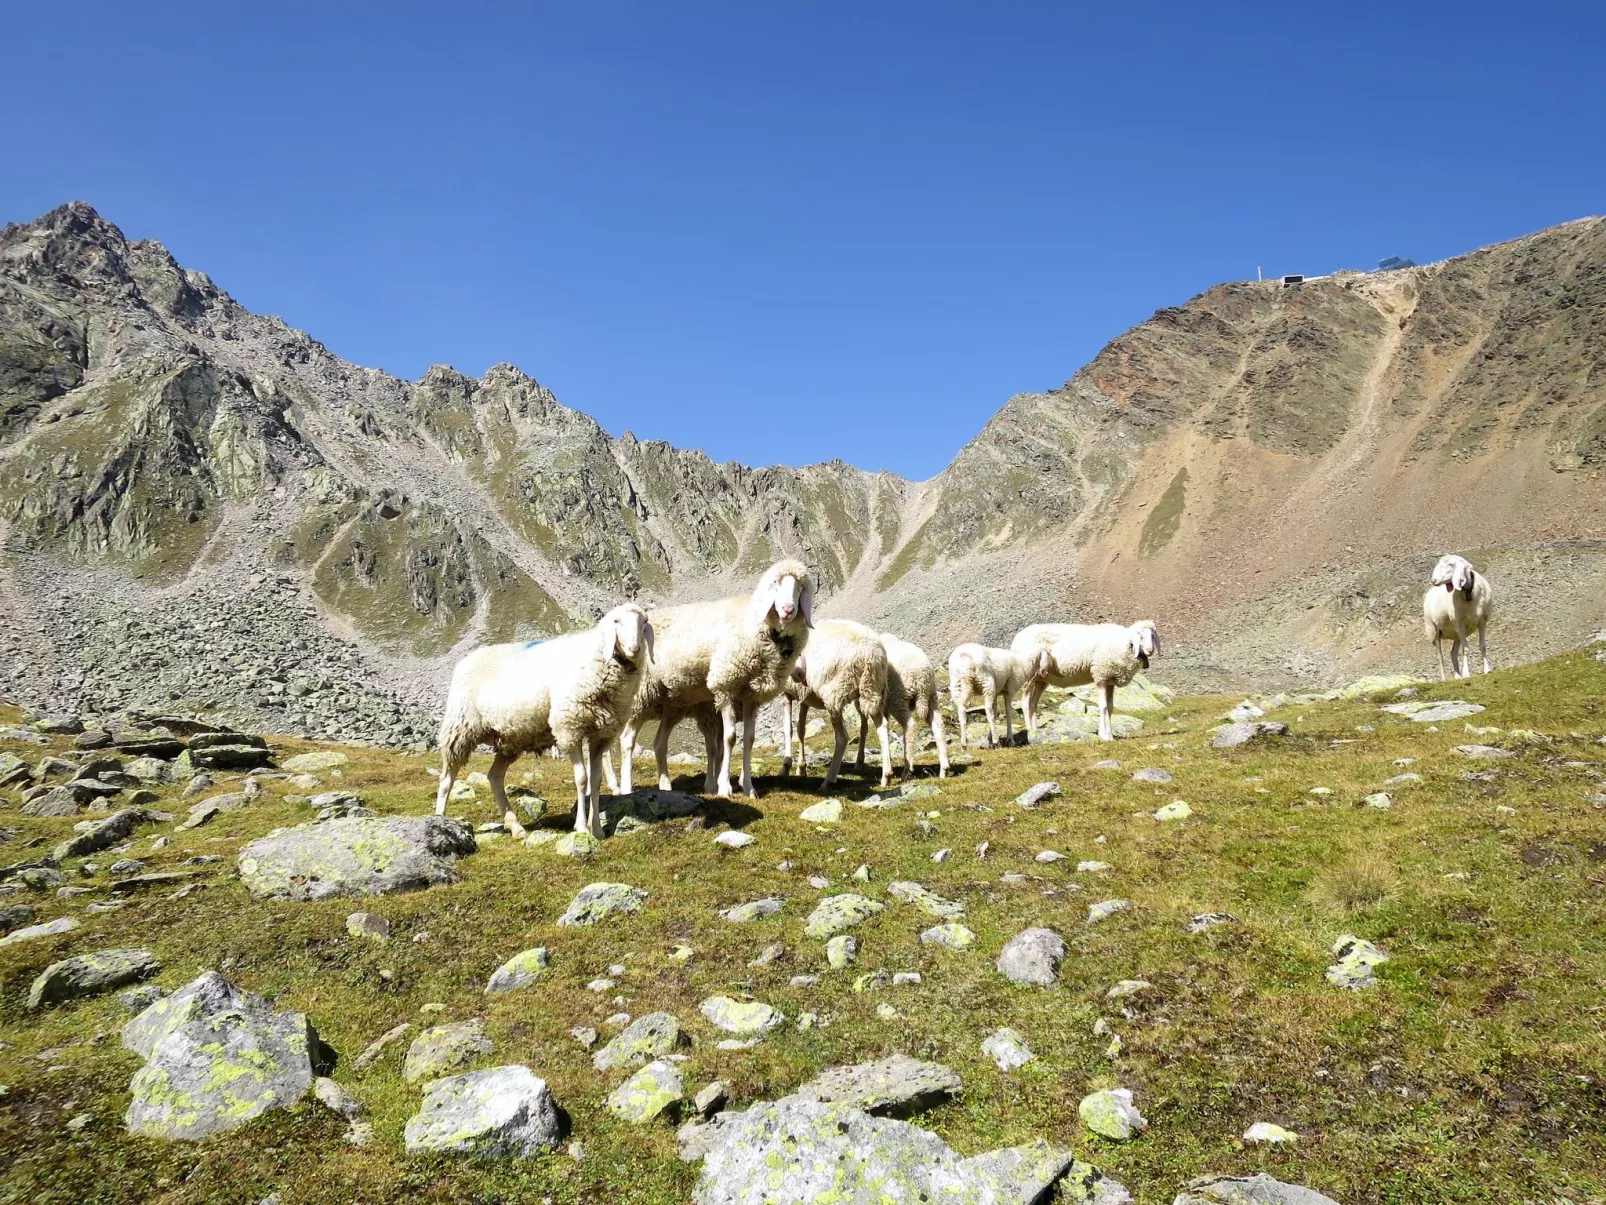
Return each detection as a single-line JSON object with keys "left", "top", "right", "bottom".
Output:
{"left": 800, "top": 583, "right": 814, "bottom": 628}
{"left": 598, "top": 615, "right": 620, "bottom": 661}
{"left": 1130, "top": 629, "right": 1144, "bottom": 659}
{"left": 642, "top": 619, "right": 655, "bottom": 664}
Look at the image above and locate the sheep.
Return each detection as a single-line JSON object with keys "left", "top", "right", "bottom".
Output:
{"left": 1423, "top": 554, "right": 1494, "bottom": 679}
{"left": 869, "top": 631, "right": 949, "bottom": 778}
{"left": 947, "top": 642, "right": 1049, "bottom": 748}
{"left": 775, "top": 619, "right": 893, "bottom": 788}
{"left": 617, "top": 559, "right": 814, "bottom": 798}
{"left": 434, "top": 603, "right": 654, "bottom": 839}
{"left": 1012, "top": 620, "right": 1161, "bottom": 742}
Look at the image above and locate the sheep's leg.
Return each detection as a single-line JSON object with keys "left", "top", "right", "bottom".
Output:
{"left": 875, "top": 712, "right": 892, "bottom": 789}
{"left": 780, "top": 699, "right": 794, "bottom": 776}
{"left": 618, "top": 722, "right": 639, "bottom": 794}
{"left": 588, "top": 742, "right": 606, "bottom": 838}
{"left": 602, "top": 748, "right": 618, "bottom": 795}
{"left": 854, "top": 711, "right": 868, "bottom": 774}
{"left": 1478, "top": 624, "right": 1490, "bottom": 674}
{"left": 982, "top": 688, "right": 998, "bottom": 748}
{"left": 901, "top": 718, "right": 916, "bottom": 776}
{"left": 797, "top": 701, "right": 811, "bottom": 776}
{"left": 652, "top": 709, "right": 676, "bottom": 792}
{"left": 951, "top": 686, "right": 968, "bottom": 749}
{"left": 1024, "top": 679, "right": 1046, "bottom": 739}
{"left": 487, "top": 751, "right": 528, "bottom": 840}
{"left": 1450, "top": 636, "right": 1466, "bottom": 679}
{"left": 716, "top": 701, "right": 739, "bottom": 797}
{"left": 569, "top": 742, "right": 590, "bottom": 834}
{"left": 433, "top": 758, "right": 459, "bottom": 817}
{"left": 739, "top": 699, "right": 759, "bottom": 798}
{"left": 825, "top": 712, "right": 849, "bottom": 788}
{"left": 932, "top": 707, "right": 949, "bottom": 778}
{"left": 1002, "top": 690, "right": 1015, "bottom": 745}
{"left": 701, "top": 709, "right": 723, "bottom": 795}
{"left": 1435, "top": 637, "right": 1446, "bottom": 682}
{"left": 1100, "top": 682, "right": 1116, "bottom": 741}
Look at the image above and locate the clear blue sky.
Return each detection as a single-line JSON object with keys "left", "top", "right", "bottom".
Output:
{"left": 5, "top": 3, "right": 1601, "bottom": 479}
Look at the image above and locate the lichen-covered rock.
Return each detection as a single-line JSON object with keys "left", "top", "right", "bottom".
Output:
{"left": 1212, "top": 721, "right": 1289, "bottom": 748}
{"left": 1131, "top": 767, "right": 1173, "bottom": 784}
{"left": 1078, "top": 1088, "right": 1147, "bottom": 1140}
{"left": 403, "top": 1019, "right": 493, "bottom": 1082}
{"left": 796, "top": 1055, "right": 960, "bottom": 1116}
{"left": 124, "top": 973, "right": 321, "bottom": 1141}
{"left": 996, "top": 927, "right": 1065, "bottom": 986}
{"left": 798, "top": 799, "right": 842, "bottom": 824}
{"left": 804, "top": 893, "right": 884, "bottom": 938}
{"left": 1326, "top": 934, "right": 1389, "bottom": 989}
{"left": 1015, "top": 782, "right": 1060, "bottom": 808}
{"left": 1243, "top": 1122, "right": 1300, "bottom": 1144}
{"left": 484, "top": 948, "right": 550, "bottom": 994}
{"left": 28, "top": 947, "right": 159, "bottom": 1009}
{"left": 982, "top": 1028, "right": 1034, "bottom": 1071}
{"left": 594, "top": 1012, "right": 683, "bottom": 1070}
{"left": 699, "top": 996, "right": 785, "bottom": 1037}
{"left": 1381, "top": 699, "right": 1484, "bottom": 723}
{"left": 919, "top": 922, "right": 976, "bottom": 949}
{"left": 887, "top": 880, "right": 964, "bottom": 919}
{"left": 346, "top": 912, "right": 390, "bottom": 941}
{"left": 281, "top": 751, "right": 349, "bottom": 773}
{"left": 553, "top": 831, "right": 602, "bottom": 858}
{"left": 1174, "top": 1173, "right": 1341, "bottom": 1204}
{"left": 1087, "top": 899, "right": 1131, "bottom": 924}
{"left": 52, "top": 807, "right": 168, "bottom": 860}
{"left": 1188, "top": 912, "right": 1238, "bottom": 934}
{"left": 557, "top": 882, "right": 647, "bottom": 926}
{"left": 403, "top": 1065, "right": 561, "bottom": 1159}
{"left": 0, "top": 902, "right": 38, "bottom": 934}
{"left": 1153, "top": 801, "right": 1192, "bottom": 821}
{"left": 718, "top": 897, "right": 784, "bottom": 923}
{"left": 597, "top": 788, "right": 704, "bottom": 834}
{"left": 826, "top": 934, "right": 859, "bottom": 968}
{"left": 606, "top": 1059, "right": 684, "bottom": 1122}
{"left": 693, "top": 1095, "right": 1083, "bottom": 1204}
{"left": 237, "top": 815, "right": 476, "bottom": 900}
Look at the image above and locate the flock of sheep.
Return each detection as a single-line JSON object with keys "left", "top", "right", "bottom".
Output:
{"left": 434, "top": 552, "right": 1495, "bottom": 839}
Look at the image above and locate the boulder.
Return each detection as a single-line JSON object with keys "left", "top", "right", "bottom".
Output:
{"left": 593, "top": 1012, "right": 683, "bottom": 1070}
{"left": 606, "top": 1059, "right": 684, "bottom": 1122}
{"left": 557, "top": 882, "right": 647, "bottom": 926}
{"left": 795, "top": 1055, "right": 960, "bottom": 1116}
{"left": 826, "top": 935, "right": 859, "bottom": 968}
{"left": 186, "top": 742, "right": 273, "bottom": 771}
{"left": 1173, "top": 1174, "right": 1341, "bottom": 1205}
{"left": 124, "top": 972, "right": 322, "bottom": 1140}
{"left": 484, "top": 948, "right": 550, "bottom": 994}
{"left": 403, "top": 1065, "right": 561, "bottom": 1158}
{"left": 996, "top": 928, "right": 1066, "bottom": 986}
{"left": 804, "top": 893, "right": 884, "bottom": 938}
{"left": 346, "top": 912, "right": 390, "bottom": 941}
{"left": 29, "top": 948, "right": 160, "bottom": 1010}
{"left": 236, "top": 815, "right": 476, "bottom": 900}
{"left": 700, "top": 996, "right": 786, "bottom": 1037}
{"left": 21, "top": 788, "right": 84, "bottom": 817}
{"left": 0, "top": 902, "right": 37, "bottom": 933}
{"left": 0, "top": 752, "right": 29, "bottom": 789}
{"left": 597, "top": 788, "right": 703, "bottom": 834}
{"left": 553, "top": 831, "right": 603, "bottom": 858}
{"left": 403, "top": 1019, "right": 493, "bottom": 1082}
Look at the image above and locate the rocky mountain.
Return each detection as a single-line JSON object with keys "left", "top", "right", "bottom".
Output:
{"left": 1, "top": 202, "right": 1603, "bottom": 742}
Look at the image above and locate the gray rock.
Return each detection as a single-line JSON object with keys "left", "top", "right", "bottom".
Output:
{"left": 1015, "top": 782, "right": 1060, "bottom": 809}
{"left": 804, "top": 893, "right": 884, "bottom": 938}
{"left": 719, "top": 897, "right": 785, "bottom": 923}
{"left": 982, "top": 1028, "right": 1034, "bottom": 1071}
{"left": 352, "top": 1022, "right": 412, "bottom": 1070}
{"left": 313, "top": 1076, "right": 364, "bottom": 1119}
{"left": 1187, "top": 912, "right": 1238, "bottom": 934}
{"left": 919, "top": 922, "right": 976, "bottom": 949}
{"left": 122, "top": 758, "right": 173, "bottom": 783}
{"left": 1381, "top": 700, "right": 1484, "bottom": 723}
{"left": 0, "top": 916, "right": 80, "bottom": 947}
{"left": 996, "top": 927, "right": 1066, "bottom": 986}
{"left": 0, "top": 902, "right": 37, "bottom": 933}
{"left": 21, "top": 788, "right": 83, "bottom": 817}
{"left": 598, "top": 788, "right": 704, "bottom": 834}
{"left": 1173, "top": 1173, "right": 1341, "bottom": 1205}
{"left": 1131, "top": 768, "right": 1173, "bottom": 784}
{"left": 484, "top": 947, "right": 550, "bottom": 993}
{"left": 1453, "top": 744, "right": 1514, "bottom": 759}
{"left": 748, "top": 942, "right": 785, "bottom": 966}
{"left": 1211, "top": 721, "right": 1289, "bottom": 748}
{"left": 1078, "top": 1087, "right": 1147, "bottom": 1140}
{"left": 594, "top": 1012, "right": 684, "bottom": 1070}
{"left": 694, "top": 1080, "right": 730, "bottom": 1117}
{"left": 19, "top": 866, "right": 67, "bottom": 890}
{"left": 124, "top": 972, "right": 321, "bottom": 1140}
{"left": 795, "top": 1055, "right": 960, "bottom": 1116}
{"left": 606, "top": 1059, "right": 684, "bottom": 1122}
{"left": 1087, "top": 898, "right": 1131, "bottom": 925}
{"left": 557, "top": 882, "right": 647, "bottom": 926}
{"left": 886, "top": 880, "right": 964, "bottom": 919}
{"left": 118, "top": 983, "right": 168, "bottom": 1012}
{"left": 52, "top": 807, "right": 168, "bottom": 861}
{"left": 1326, "top": 934, "right": 1389, "bottom": 989}
{"left": 28, "top": 948, "right": 160, "bottom": 1009}
{"left": 700, "top": 996, "right": 786, "bottom": 1037}
{"left": 403, "top": 1065, "right": 561, "bottom": 1158}
{"left": 236, "top": 815, "right": 476, "bottom": 900}
{"left": 692, "top": 1096, "right": 1084, "bottom": 1204}
{"left": 346, "top": 912, "right": 390, "bottom": 941}
{"left": 403, "top": 1019, "right": 493, "bottom": 1082}
{"left": 281, "top": 751, "right": 349, "bottom": 773}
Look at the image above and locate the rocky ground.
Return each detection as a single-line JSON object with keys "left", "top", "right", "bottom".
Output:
{"left": 2, "top": 642, "right": 1604, "bottom": 1203}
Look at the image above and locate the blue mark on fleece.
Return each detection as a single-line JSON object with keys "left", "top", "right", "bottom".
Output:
{"left": 521, "top": 639, "right": 544, "bottom": 650}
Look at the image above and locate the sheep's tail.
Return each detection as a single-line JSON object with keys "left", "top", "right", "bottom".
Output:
{"left": 437, "top": 697, "right": 483, "bottom": 779}
{"left": 1422, "top": 613, "right": 1439, "bottom": 642}
{"left": 857, "top": 663, "right": 886, "bottom": 724}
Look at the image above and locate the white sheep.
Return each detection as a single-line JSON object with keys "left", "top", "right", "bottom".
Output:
{"left": 618, "top": 559, "right": 813, "bottom": 798}
{"left": 1012, "top": 620, "right": 1160, "bottom": 741}
{"left": 1423, "top": 554, "right": 1493, "bottom": 679}
{"left": 776, "top": 619, "right": 892, "bottom": 789}
{"left": 871, "top": 631, "right": 949, "bottom": 778}
{"left": 947, "top": 642, "right": 1049, "bottom": 748}
{"left": 434, "top": 603, "right": 654, "bottom": 838}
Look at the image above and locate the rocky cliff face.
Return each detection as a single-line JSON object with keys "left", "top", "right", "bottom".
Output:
{"left": 1, "top": 202, "right": 1603, "bottom": 742}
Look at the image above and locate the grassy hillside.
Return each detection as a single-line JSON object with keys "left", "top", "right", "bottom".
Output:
{"left": 2, "top": 650, "right": 1604, "bottom": 1204}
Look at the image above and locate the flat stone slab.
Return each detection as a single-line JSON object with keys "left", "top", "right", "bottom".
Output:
{"left": 798, "top": 799, "right": 843, "bottom": 824}
{"left": 281, "top": 751, "right": 349, "bottom": 773}
{"left": 1175, "top": 1174, "right": 1341, "bottom": 1205}
{"left": 1015, "top": 782, "right": 1060, "bottom": 809}
{"left": 795, "top": 1055, "right": 960, "bottom": 1116}
{"left": 804, "top": 893, "right": 884, "bottom": 938}
{"left": 1212, "top": 721, "right": 1289, "bottom": 748}
{"left": 598, "top": 788, "right": 703, "bottom": 834}
{"left": 607, "top": 1059, "right": 684, "bottom": 1122}
{"left": 404, "top": 1018, "right": 493, "bottom": 1082}
{"left": 997, "top": 927, "right": 1065, "bottom": 986}
{"left": 558, "top": 882, "right": 647, "bottom": 926}
{"left": 700, "top": 996, "right": 785, "bottom": 1037}
{"left": 919, "top": 923, "right": 976, "bottom": 949}
{"left": 0, "top": 916, "right": 80, "bottom": 947}
{"left": 887, "top": 880, "right": 964, "bottom": 919}
{"left": 594, "top": 1012, "right": 683, "bottom": 1070}
{"left": 237, "top": 815, "right": 476, "bottom": 900}
{"left": 403, "top": 1065, "right": 561, "bottom": 1159}
{"left": 52, "top": 807, "right": 169, "bottom": 861}
{"left": 1454, "top": 744, "right": 1513, "bottom": 759}
{"left": 1380, "top": 700, "right": 1484, "bottom": 723}
{"left": 29, "top": 948, "right": 159, "bottom": 1010}
{"left": 1131, "top": 768, "right": 1172, "bottom": 784}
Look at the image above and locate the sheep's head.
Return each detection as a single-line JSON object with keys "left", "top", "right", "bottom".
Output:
{"left": 598, "top": 603, "right": 653, "bottom": 670}
{"left": 1130, "top": 620, "right": 1160, "bottom": 669}
{"left": 1430, "top": 554, "right": 1475, "bottom": 596}
{"left": 751, "top": 559, "right": 814, "bottom": 631}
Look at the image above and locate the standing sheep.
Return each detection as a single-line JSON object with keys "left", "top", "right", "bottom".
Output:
{"left": 777, "top": 619, "right": 893, "bottom": 789}
{"left": 1012, "top": 620, "right": 1160, "bottom": 742}
{"left": 1423, "top": 554, "right": 1493, "bottom": 679}
{"left": 840, "top": 632, "right": 949, "bottom": 779}
{"left": 434, "top": 603, "right": 654, "bottom": 839}
{"left": 618, "top": 560, "right": 814, "bottom": 798}
{"left": 947, "top": 643, "right": 1049, "bottom": 749}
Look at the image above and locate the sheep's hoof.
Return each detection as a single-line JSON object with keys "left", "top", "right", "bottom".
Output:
{"left": 507, "top": 823, "right": 529, "bottom": 840}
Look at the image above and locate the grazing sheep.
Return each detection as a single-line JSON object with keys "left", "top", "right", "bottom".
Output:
{"left": 947, "top": 642, "right": 1049, "bottom": 749}
{"left": 1423, "top": 554, "right": 1494, "bottom": 679}
{"left": 434, "top": 603, "right": 654, "bottom": 838}
{"left": 844, "top": 632, "right": 948, "bottom": 778}
{"left": 776, "top": 619, "right": 893, "bottom": 789}
{"left": 618, "top": 560, "right": 814, "bottom": 798}
{"left": 1012, "top": 620, "right": 1160, "bottom": 742}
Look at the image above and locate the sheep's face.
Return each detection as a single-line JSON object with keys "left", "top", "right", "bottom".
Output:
{"left": 763, "top": 571, "right": 813, "bottom": 629}
{"left": 600, "top": 605, "right": 653, "bottom": 669}
{"left": 1130, "top": 621, "right": 1160, "bottom": 668}
{"left": 1431, "top": 555, "right": 1475, "bottom": 596}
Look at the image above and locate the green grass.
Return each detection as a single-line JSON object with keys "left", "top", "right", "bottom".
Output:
{"left": 2, "top": 652, "right": 1605, "bottom": 1203}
